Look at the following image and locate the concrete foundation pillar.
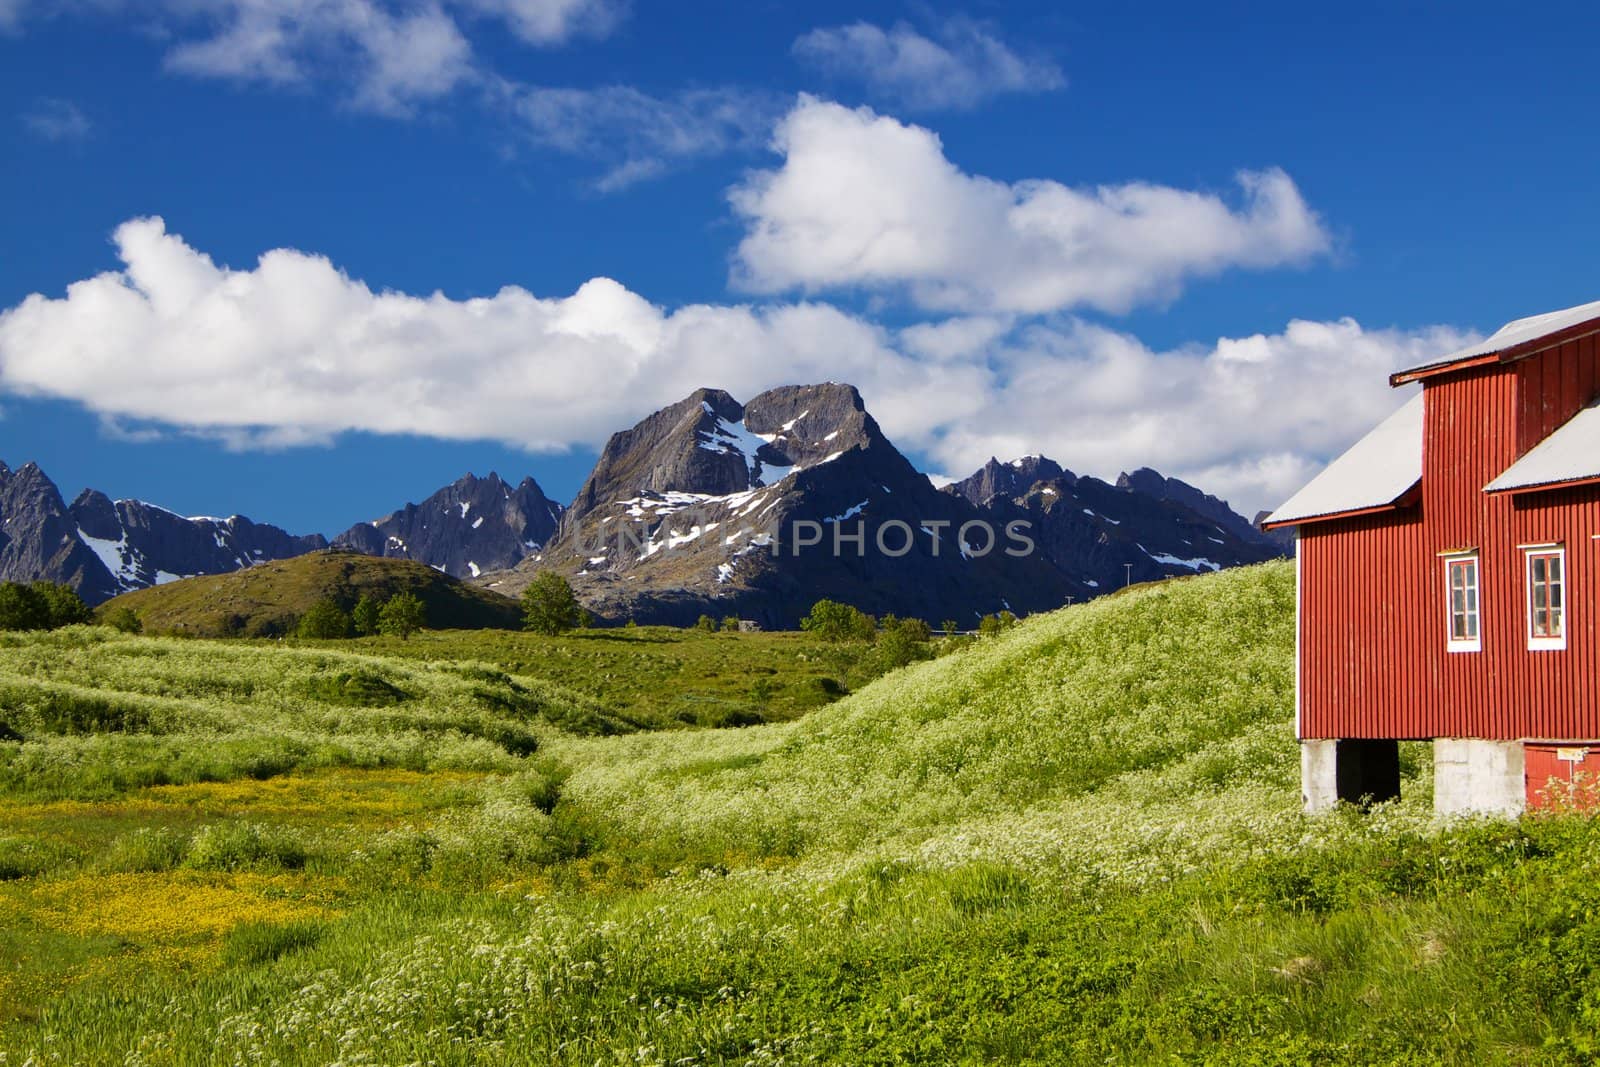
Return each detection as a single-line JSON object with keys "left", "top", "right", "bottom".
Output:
{"left": 1302, "top": 738, "right": 1402, "bottom": 812}
{"left": 1434, "top": 739, "right": 1525, "bottom": 817}
{"left": 1302, "top": 739, "right": 1339, "bottom": 812}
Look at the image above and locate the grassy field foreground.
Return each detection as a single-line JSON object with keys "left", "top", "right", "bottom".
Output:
{"left": 3, "top": 561, "right": 1600, "bottom": 1063}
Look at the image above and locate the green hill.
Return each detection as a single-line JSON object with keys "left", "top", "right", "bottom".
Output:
{"left": 6, "top": 560, "right": 1600, "bottom": 1063}
{"left": 97, "top": 551, "right": 523, "bottom": 636}
{"left": 557, "top": 559, "right": 1301, "bottom": 870}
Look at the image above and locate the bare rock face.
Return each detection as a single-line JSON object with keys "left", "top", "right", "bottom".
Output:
{"left": 484, "top": 384, "right": 1086, "bottom": 627}
{"left": 333, "top": 472, "right": 561, "bottom": 580}
{"left": 0, "top": 385, "right": 1288, "bottom": 622}
{"left": 0, "top": 461, "right": 562, "bottom": 603}
{"left": 0, "top": 462, "right": 118, "bottom": 603}
{"left": 946, "top": 456, "right": 1073, "bottom": 509}
{"left": 477, "top": 381, "right": 1288, "bottom": 626}
{"left": 0, "top": 461, "right": 327, "bottom": 604}
{"left": 953, "top": 462, "right": 1289, "bottom": 594}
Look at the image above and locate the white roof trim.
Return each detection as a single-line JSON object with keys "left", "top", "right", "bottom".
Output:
{"left": 1433, "top": 298, "right": 1600, "bottom": 366}
{"left": 1485, "top": 397, "right": 1600, "bottom": 493}
{"left": 1264, "top": 392, "right": 1424, "bottom": 526}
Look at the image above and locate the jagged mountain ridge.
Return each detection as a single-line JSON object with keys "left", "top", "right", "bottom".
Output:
{"left": 0, "top": 385, "right": 1285, "bottom": 619}
{"left": 487, "top": 383, "right": 1086, "bottom": 627}
{"left": 945, "top": 457, "right": 1286, "bottom": 594}
{"left": 332, "top": 472, "right": 561, "bottom": 580}
{"left": 0, "top": 461, "right": 328, "bottom": 604}
{"left": 478, "top": 383, "right": 1284, "bottom": 627}
{"left": 0, "top": 463, "right": 565, "bottom": 606}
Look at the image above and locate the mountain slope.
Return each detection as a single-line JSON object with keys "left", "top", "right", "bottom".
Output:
{"left": 945, "top": 456, "right": 1286, "bottom": 590}
{"left": 485, "top": 384, "right": 1084, "bottom": 626}
{"left": 0, "top": 461, "right": 327, "bottom": 604}
{"left": 559, "top": 559, "right": 1300, "bottom": 865}
{"left": 0, "top": 461, "right": 116, "bottom": 602}
{"left": 98, "top": 551, "right": 523, "bottom": 636}
{"left": 333, "top": 472, "right": 561, "bottom": 580}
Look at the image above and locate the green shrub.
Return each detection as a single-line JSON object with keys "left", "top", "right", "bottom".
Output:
{"left": 34, "top": 583, "right": 92, "bottom": 628}
{"left": 297, "top": 597, "right": 352, "bottom": 639}
{"left": 98, "top": 827, "right": 188, "bottom": 873}
{"left": 305, "top": 670, "right": 409, "bottom": 707}
{"left": 518, "top": 758, "right": 569, "bottom": 815}
{"left": 0, "top": 835, "right": 80, "bottom": 879}
{"left": 105, "top": 606, "right": 143, "bottom": 634}
{"left": 801, "top": 599, "right": 875, "bottom": 641}
{"left": 184, "top": 822, "right": 308, "bottom": 872}
{"left": 0, "top": 583, "right": 47, "bottom": 631}
{"left": 976, "top": 611, "right": 1019, "bottom": 638}
{"left": 26, "top": 690, "right": 151, "bottom": 734}
{"left": 871, "top": 616, "right": 934, "bottom": 671}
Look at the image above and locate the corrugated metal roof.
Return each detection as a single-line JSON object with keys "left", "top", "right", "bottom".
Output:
{"left": 1263, "top": 392, "right": 1424, "bottom": 527}
{"left": 1485, "top": 396, "right": 1600, "bottom": 493}
{"left": 1395, "top": 298, "right": 1600, "bottom": 382}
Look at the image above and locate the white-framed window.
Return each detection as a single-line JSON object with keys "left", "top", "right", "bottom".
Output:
{"left": 1524, "top": 544, "right": 1567, "bottom": 651}
{"left": 1444, "top": 552, "right": 1481, "bottom": 652}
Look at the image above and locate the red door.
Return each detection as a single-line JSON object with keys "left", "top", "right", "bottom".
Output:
{"left": 1525, "top": 743, "right": 1600, "bottom": 810}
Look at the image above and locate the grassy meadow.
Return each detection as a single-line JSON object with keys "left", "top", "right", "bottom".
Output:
{"left": 3, "top": 560, "right": 1600, "bottom": 1063}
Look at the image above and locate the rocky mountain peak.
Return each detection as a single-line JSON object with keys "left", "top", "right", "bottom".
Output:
{"left": 946, "top": 454, "right": 1073, "bottom": 508}
{"left": 1115, "top": 466, "right": 1268, "bottom": 548}
{"left": 331, "top": 469, "right": 561, "bottom": 580}
{"left": 566, "top": 384, "right": 889, "bottom": 528}
{"left": 10, "top": 460, "right": 65, "bottom": 505}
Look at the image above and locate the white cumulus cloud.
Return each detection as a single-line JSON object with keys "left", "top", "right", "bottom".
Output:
{"left": 730, "top": 97, "right": 1331, "bottom": 315}
{"left": 5, "top": 1, "right": 624, "bottom": 117}
{"left": 0, "top": 219, "right": 1466, "bottom": 516}
{"left": 163, "top": 0, "right": 476, "bottom": 116}
{"left": 793, "top": 17, "right": 1063, "bottom": 111}
{"left": 905, "top": 316, "right": 1478, "bottom": 516}
{"left": 0, "top": 217, "right": 969, "bottom": 452}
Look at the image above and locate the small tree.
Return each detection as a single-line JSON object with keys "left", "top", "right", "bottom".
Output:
{"left": 940, "top": 618, "right": 960, "bottom": 636}
{"left": 298, "top": 597, "right": 352, "bottom": 639}
{"left": 696, "top": 614, "right": 717, "bottom": 633}
{"left": 378, "top": 591, "right": 426, "bottom": 640}
{"left": 0, "top": 583, "right": 47, "bottom": 631}
{"left": 351, "top": 594, "right": 381, "bottom": 637}
{"left": 800, "top": 599, "right": 875, "bottom": 642}
{"left": 522, "top": 572, "right": 584, "bottom": 636}
{"left": 896, "top": 617, "right": 932, "bottom": 642}
{"left": 873, "top": 616, "right": 934, "bottom": 670}
{"left": 33, "top": 582, "right": 91, "bottom": 628}
{"left": 106, "top": 606, "right": 143, "bottom": 634}
{"left": 977, "top": 611, "right": 1019, "bottom": 639}
{"left": 720, "top": 615, "right": 740, "bottom": 632}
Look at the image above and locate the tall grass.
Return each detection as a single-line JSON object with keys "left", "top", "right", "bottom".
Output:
{"left": 4, "top": 562, "right": 1600, "bottom": 1063}
{"left": 0, "top": 628, "right": 615, "bottom": 800}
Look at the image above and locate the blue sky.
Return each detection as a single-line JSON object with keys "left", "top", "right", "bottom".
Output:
{"left": 2, "top": 1, "right": 1597, "bottom": 535}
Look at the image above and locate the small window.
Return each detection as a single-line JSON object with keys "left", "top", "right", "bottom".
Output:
{"left": 1445, "top": 554, "right": 1480, "bottom": 652}
{"left": 1525, "top": 546, "right": 1567, "bottom": 651}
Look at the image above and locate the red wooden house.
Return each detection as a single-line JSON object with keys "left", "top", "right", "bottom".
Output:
{"left": 1265, "top": 299, "right": 1600, "bottom": 815}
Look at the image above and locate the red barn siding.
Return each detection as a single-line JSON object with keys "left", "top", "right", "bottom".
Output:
{"left": 1300, "top": 340, "right": 1600, "bottom": 741}
{"left": 1517, "top": 335, "right": 1600, "bottom": 454}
